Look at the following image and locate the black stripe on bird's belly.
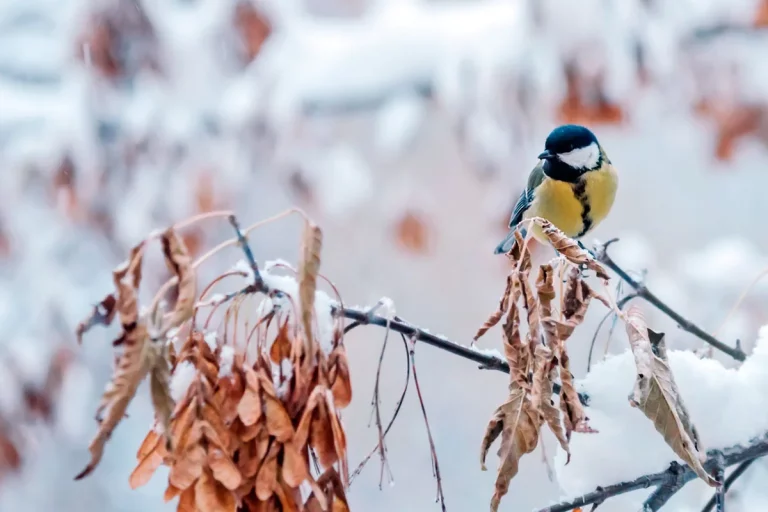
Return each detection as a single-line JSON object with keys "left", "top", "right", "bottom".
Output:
{"left": 572, "top": 179, "right": 592, "bottom": 237}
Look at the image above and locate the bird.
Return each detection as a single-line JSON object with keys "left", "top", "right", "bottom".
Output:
{"left": 494, "top": 124, "right": 618, "bottom": 255}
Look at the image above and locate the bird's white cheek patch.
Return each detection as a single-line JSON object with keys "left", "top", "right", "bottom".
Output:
{"left": 558, "top": 143, "right": 600, "bottom": 169}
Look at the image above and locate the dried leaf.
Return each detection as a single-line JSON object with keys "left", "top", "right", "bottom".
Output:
{"left": 149, "top": 343, "right": 174, "bottom": 448}
{"left": 255, "top": 442, "right": 279, "bottom": 500}
{"left": 269, "top": 320, "right": 292, "bottom": 364}
{"left": 480, "top": 385, "right": 540, "bottom": 512}
{"left": 264, "top": 394, "right": 294, "bottom": 442}
{"left": 558, "top": 349, "right": 594, "bottom": 439}
{"left": 238, "top": 366, "right": 262, "bottom": 426}
{"left": 536, "top": 264, "right": 556, "bottom": 321}
{"left": 208, "top": 447, "right": 243, "bottom": 490}
{"left": 161, "top": 228, "right": 197, "bottom": 331}
{"left": 502, "top": 274, "right": 528, "bottom": 388}
{"left": 532, "top": 218, "right": 609, "bottom": 280}
{"left": 169, "top": 444, "right": 206, "bottom": 490}
{"left": 130, "top": 439, "right": 164, "bottom": 489}
{"left": 531, "top": 344, "right": 570, "bottom": 460}
{"left": 298, "top": 222, "right": 322, "bottom": 357}
{"left": 281, "top": 440, "right": 308, "bottom": 487}
{"left": 76, "top": 321, "right": 151, "bottom": 480}
{"left": 395, "top": 210, "right": 431, "bottom": 254}
{"left": 177, "top": 486, "right": 196, "bottom": 512}
{"left": 164, "top": 483, "right": 182, "bottom": 502}
{"left": 625, "top": 306, "right": 716, "bottom": 486}
{"left": 76, "top": 294, "right": 117, "bottom": 344}
{"left": 310, "top": 401, "right": 338, "bottom": 468}
{"left": 195, "top": 469, "right": 236, "bottom": 512}
{"left": 474, "top": 274, "right": 514, "bottom": 341}
{"left": 328, "top": 347, "right": 352, "bottom": 408}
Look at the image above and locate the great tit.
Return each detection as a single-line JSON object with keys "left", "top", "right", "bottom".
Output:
{"left": 494, "top": 124, "right": 618, "bottom": 254}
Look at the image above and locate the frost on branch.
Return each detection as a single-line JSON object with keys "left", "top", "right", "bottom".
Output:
{"left": 476, "top": 225, "right": 603, "bottom": 511}
{"left": 75, "top": 213, "right": 353, "bottom": 511}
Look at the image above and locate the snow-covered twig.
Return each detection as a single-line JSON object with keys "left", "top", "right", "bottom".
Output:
{"left": 339, "top": 307, "right": 589, "bottom": 405}
{"left": 537, "top": 435, "right": 768, "bottom": 512}
{"left": 594, "top": 240, "right": 747, "bottom": 362}
{"left": 701, "top": 459, "right": 754, "bottom": 512}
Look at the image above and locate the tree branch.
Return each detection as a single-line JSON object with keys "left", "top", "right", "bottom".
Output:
{"left": 338, "top": 307, "right": 590, "bottom": 406}
{"left": 593, "top": 240, "right": 746, "bottom": 362}
{"left": 701, "top": 459, "right": 754, "bottom": 512}
{"left": 536, "top": 435, "right": 768, "bottom": 512}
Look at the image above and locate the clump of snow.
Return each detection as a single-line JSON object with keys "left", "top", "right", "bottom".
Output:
{"left": 232, "top": 259, "right": 256, "bottom": 285}
{"left": 203, "top": 331, "right": 219, "bottom": 352}
{"left": 218, "top": 345, "right": 235, "bottom": 379}
{"left": 273, "top": 359, "right": 294, "bottom": 400}
{"left": 378, "top": 296, "right": 396, "bottom": 319}
{"left": 170, "top": 361, "right": 197, "bottom": 403}
{"left": 469, "top": 345, "right": 504, "bottom": 361}
{"left": 259, "top": 266, "right": 337, "bottom": 355}
{"left": 553, "top": 326, "right": 768, "bottom": 510}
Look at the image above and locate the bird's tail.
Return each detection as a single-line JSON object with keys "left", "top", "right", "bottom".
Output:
{"left": 493, "top": 227, "right": 527, "bottom": 255}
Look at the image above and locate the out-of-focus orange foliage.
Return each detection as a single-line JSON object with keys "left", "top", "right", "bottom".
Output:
{"left": 695, "top": 99, "right": 768, "bottom": 161}
{"left": 394, "top": 211, "right": 432, "bottom": 254}
{"left": 234, "top": 0, "right": 272, "bottom": 64}
{"left": 755, "top": 0, "right": 768, "bottom": 27}
{"left": 53, "top": 156, "right": 81, "bottom": 221}
{"left": 557, "top": 63, "right": 624, "bottom": 126}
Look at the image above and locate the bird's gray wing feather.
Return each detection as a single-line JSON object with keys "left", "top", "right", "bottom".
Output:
{"left": 508, "top": 163, "right": 546, "bottom": 228}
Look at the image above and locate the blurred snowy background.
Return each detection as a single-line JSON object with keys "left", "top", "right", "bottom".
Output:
{"left": 2, "top": 0, "right": 768, "bottom": 510}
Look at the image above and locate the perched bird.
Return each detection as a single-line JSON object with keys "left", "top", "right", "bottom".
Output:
{"left": 494, "top": 124, "right": 618, "bottom": 255}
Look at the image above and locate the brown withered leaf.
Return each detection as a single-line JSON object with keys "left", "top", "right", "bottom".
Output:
{"left": 298, "top": 222, "right": 322, "bottom": 356}
{"left": 76, "top": 294, "right": 117, "bottom": 344}
{"left": 208, "top": 447, "right": 242, "bottom": 490}
{"left": 532, "top": 218, "right": 609, "bottom": 280}
{"left": 130, "top": 432, "right": 165, "bottom": 489}
{"left": 281, "top": 440, "right": 308, "bottom": 487}
{"left": 518, "top": 270, "right": 539, "bottom": 346}
{"left": 480, "top": 384, "right": 540, "bottom": 512}
{"left": 536, "top": 264, "right": 556, "bottom": 318}
{"left": 195, "top": 469, "right": 236, "bottom": 512}
{"left": 169, "top": 443, "right": 207, "bottom": 490}
{"left": 328, "top": 347, "right": 352, "bottom": 408}
{"left": 474, "top": 274, "right": 514, "bottom": 341}
{"left": 164, "top": 483, "right": 182, "bottom": 502}
{"left": 238, "top": 366, "right": 262, "bottom": 426}
{"left": 531, "top": 344, "right": 570, "bottom": 459}
{"left": 215, "top": 365, "right": 245, "bottom": 425}
{"left": 624, "top": 306, "right": 715, "bottom": 486}
{"left": 502, "top": 273, "right": 528, "bottom": 389}
{"left": 161, "top": 227, "right": 197, "bottom": 331}
{"left": 264, "top": 394, "right": 294, "bottom": 443}
{"left": 148, "top": 343, "right": 174, "bottom": 448}
{"left": 76, "top": 319, "right": 152, "bottom": 479}
{"left": 558, "top": 349, "right": 595, "bottom": 439}
{"left": 177, "top": 486, "right": 196, "bottom": 512}
{"left": 269, "top": 320, "right": 292, "bottom": 364}
{"left": 255, "top": 442, "right": 279, "bottom": 500}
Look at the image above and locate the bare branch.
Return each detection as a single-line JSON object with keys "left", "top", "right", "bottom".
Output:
{"left": 339, "top": 307, "right": 589, "bottom": 406}
{"left": 536, "top": 435, "right": 768, "bottom": 512}
{"left": 593, "top": 241, "right": 746, "bottom": 362}
{"left": 702, "top": 459, "right": 754, "bottom": 512}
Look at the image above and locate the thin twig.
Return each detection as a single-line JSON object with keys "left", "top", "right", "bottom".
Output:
{"left": 593, "top": 241, "right": 746, "bottom": 362}
{"left": 701, "top": 459, "right": 754, "bottom": 512}
{"left": 371, "top": 313, "right": 394, "bottom": 489}
{"left": 339, "top": 307, "right": 589, "bottom": 406}
{"left": 349, "top": 333, "right": 411, "bottom": 484}
{"left": 537, "top": 436, "right": 768, "bottom": 512}
{"left": 408, "top": 334, "right": 447, "bottom": 511}
{"left": 228, "top": 215, "right": 265, "bottom": 290}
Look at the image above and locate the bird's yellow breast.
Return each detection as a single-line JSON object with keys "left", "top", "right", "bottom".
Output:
{"left": 524, "top": 165, "right": 617, "bottom": 242}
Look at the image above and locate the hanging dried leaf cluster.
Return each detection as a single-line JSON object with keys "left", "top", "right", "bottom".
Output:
{"left": 475, "top": 224, "right": 609, "bottom": 511}
{"left": 76, "top": 215, "right": 353, "bottom": 511}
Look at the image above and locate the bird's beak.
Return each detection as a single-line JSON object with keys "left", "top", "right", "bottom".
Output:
{"left": 538, "top": 150, "right": 554, "bottom": 161}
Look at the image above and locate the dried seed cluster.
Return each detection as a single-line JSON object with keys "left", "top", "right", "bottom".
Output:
{"left": 76, "top": 217, "right": 354, "bottom": 511}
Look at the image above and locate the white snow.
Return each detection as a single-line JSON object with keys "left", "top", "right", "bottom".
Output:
{"left": 218, "top": 345, "right": 235, "bottom": 379}
{"left": 203, "top": 331, "right": 219, "bottom": 352}
{"left": 553, "top": 325, "right": 768, "bottom": 510}
{"left": 169, "top": 361, "right": 197, "bottom": 403}
{"left": 232, "top": 259, "right": 256, "bottom": 285}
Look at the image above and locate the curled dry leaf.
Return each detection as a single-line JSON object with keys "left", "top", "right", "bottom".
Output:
{"left": 148, "top": 342, "right": 174, "bottom": 447}
{"left": 76, "top": 294, "right": 117, "bottom": 344}
{"left": 474, "top": 274, "right": 514, "bottom": 341}
{"left": 502, "top": 273, "right": 529, "bottom": 389}
{"left": 479, "top": 384, "right": 540, "bottom": 512}
{"left": 76, "top": 248, "right": 153, "bottom": 480}
{"left": 298, "top": 222, "right": 322, "bottom": 358}
{"left": 624, "top": 306, "right": 716, "bottom": 487}
{"left": 328, "top": 346, "right": 353, "bottom": 408}
{"left": 532, "top": 218, "right": 609, "bottom": 280}
{"left": 161, "top": 227, "right": 197, "bottom": 331}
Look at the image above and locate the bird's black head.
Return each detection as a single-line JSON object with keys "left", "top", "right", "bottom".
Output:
{"left": 538, "top": 124, "right": 602, "bottom": 181}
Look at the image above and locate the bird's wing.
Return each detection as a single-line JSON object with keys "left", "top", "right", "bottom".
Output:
{"left": 508, "top": 163, "right": 546, "bottom": 228}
